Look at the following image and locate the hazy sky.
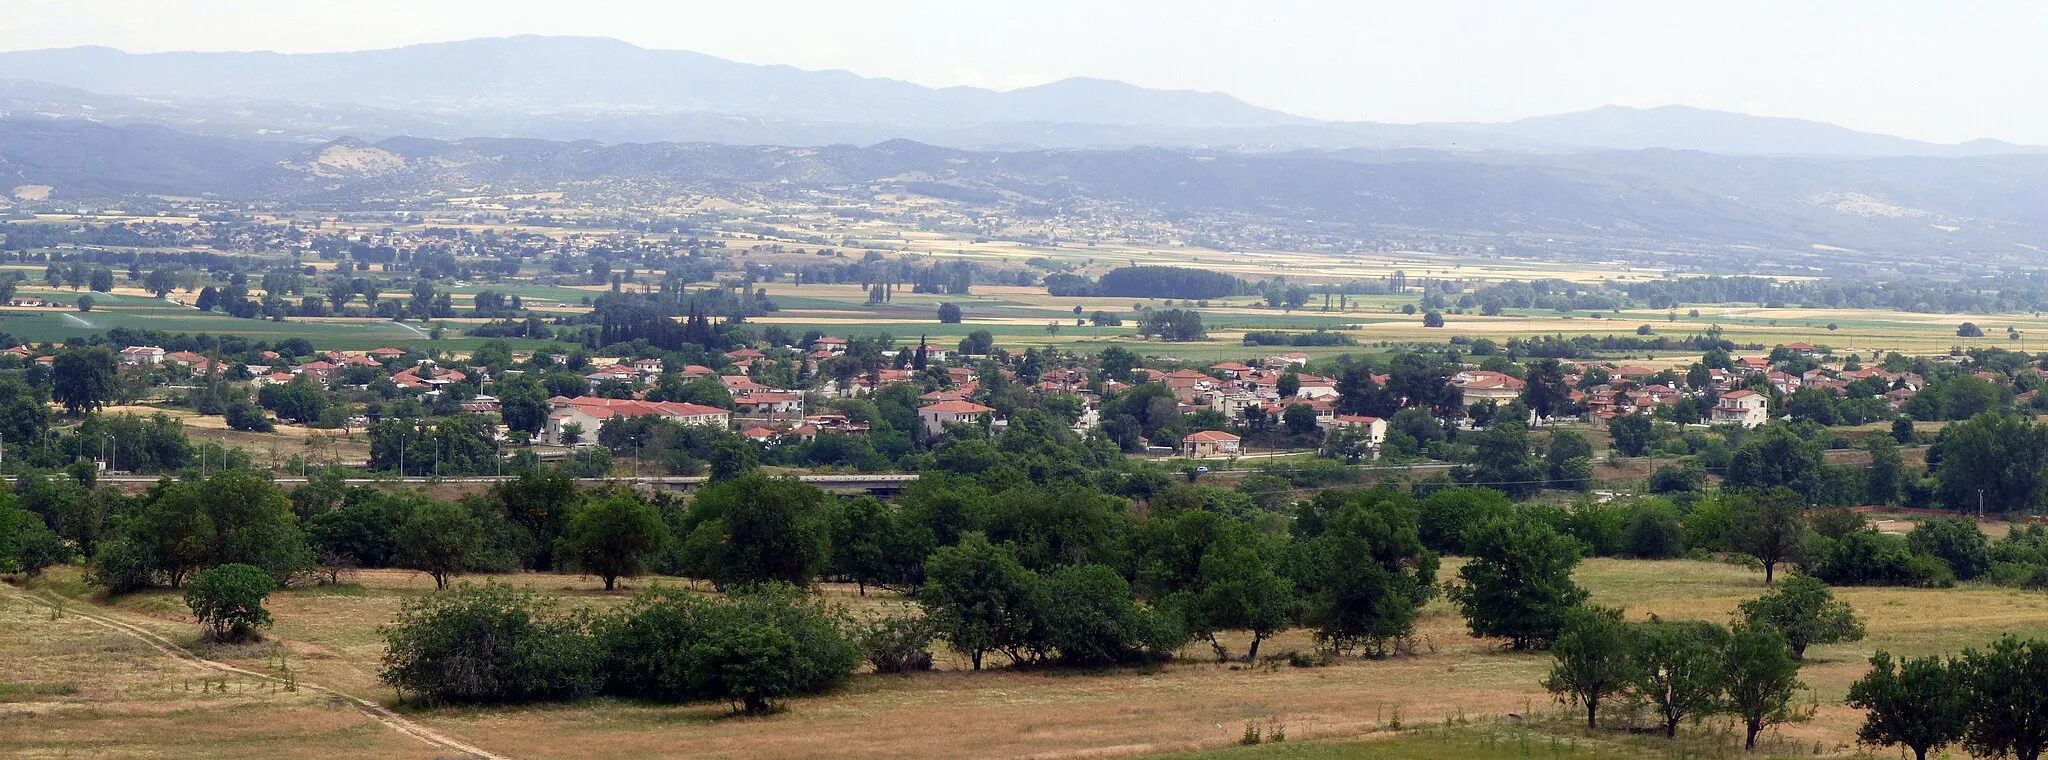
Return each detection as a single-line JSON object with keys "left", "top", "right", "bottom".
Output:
{"left": 5, "top": 0, "right": 2043, "bottom": 144}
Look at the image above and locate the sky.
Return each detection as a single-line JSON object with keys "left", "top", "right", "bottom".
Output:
{"left": 3, "top": 0, "right": 2043, "bottom": 144}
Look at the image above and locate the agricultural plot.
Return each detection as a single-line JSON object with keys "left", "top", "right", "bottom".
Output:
{"left": 7, "top": 556, "right": 2047, "bottom": 760}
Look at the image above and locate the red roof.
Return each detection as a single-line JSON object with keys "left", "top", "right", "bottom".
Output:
{"left": 1185, "top": 430, "right": 1241, "bottom": 443}
{"left": 920, "top": 400, "right": 994, "bottom": 414}
{"left": 556, "top": 396, "right": 729, "bottom": 419}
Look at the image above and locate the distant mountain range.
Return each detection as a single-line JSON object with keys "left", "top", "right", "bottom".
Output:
{"left": 0, "top": 36, "right": 2034, "bottom": 157}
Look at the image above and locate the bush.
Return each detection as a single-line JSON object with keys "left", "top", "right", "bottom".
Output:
{"left": 1623, "top": 501, "right": 1688, "bottom": 559}
{"left": 185, "top": 563, "right": 275, "bottom": 643}
{"left": 1907, "top": 517, "right": 1989, "bottom": 581}
{"left": 598, "top": 583, "right": 859, "bottom": 714}
{"left": 379, "top": 582, "right": 601, "bottom": 704}
{"left": 0, "top": 507, "right": 65, "bottom": 576}
{"left": 857, "top": 614, "right": 937, "bottom": 674}
{"left": 1037, "top": 563, "right": 1185, "bottom": 666}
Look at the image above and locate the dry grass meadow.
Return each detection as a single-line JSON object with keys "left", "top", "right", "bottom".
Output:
{"left": 7, "top": 555, "right": 2048, "bottom": 760}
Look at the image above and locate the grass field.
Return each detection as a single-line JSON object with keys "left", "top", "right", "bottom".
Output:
{"left": 7, "top": 554, "right": 2047, "bottom": 759}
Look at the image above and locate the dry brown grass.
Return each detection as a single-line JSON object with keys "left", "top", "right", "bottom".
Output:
{"left": 11, "top": 556, "right": 2048, "bottom": 759}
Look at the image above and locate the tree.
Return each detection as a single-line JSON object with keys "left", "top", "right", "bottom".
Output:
{"left": 1958, "top": 636, "right": 2048, "bottom": 760}
{"left": 379, "top": 582, "right": 600, "bottom": 704}
{"left": 1865, "top": 436, "right": 1903, "bottom": 506}
{"left": 920, "top": 533, "right": 1040, "bottom": 670}
{"left": 0, "top": 506, "right": 64, "bottom": 576}
{"left": 674, "top": 472, "right": 831, "bottom": 588}
{"left": 1544, "top": 606, "right": 1636, "bottom": 728}
{"left": 145, "top": 268, "right": 178, "bottom": 298}
{"left": 1422, "top": 310, "right": 1445, "bottom": 328}
{"left": 52, "top": 345, "right": 119, "bottom": 416}
{"left": 1958, "top": 322, "right": 1985, "bottom": 338}
{"left": 1291, "top": 490, "right": 1438, "bottom": 657}
{"left": 1281, "top": 403, "right": 1319, "bottom": 435}
{"left": 558, "top": 421, "right": 584, "bottom": 446}
{"left": 601, "top": 583, "right": 859, "bottom": 714}
{"left": 75, "top": 294, "right": 94, "bottom": 312}
{"left": 88, "top": 268, "right": 113, "bottom": 292}
{"left": 1632, "top": 619, "right": 1729, "bottom": 739}
{"left": 708, "top": 436, "right": 759, "bottom": 481}
{"left": 184, "top": 563, "right": 274, "bottom": 642}
{"left": 1731, "top": 487, "right": 1807, "bottom": 584}
{"left": 1907, "top": 516, "right": 1990, "bottom": 581}
{"left": 1723, "top": 625, "right": 1804, "bottom": 752}
{"left": 559, "top": 490, "right": 670, "bottom": 591}
{"left": 1847, "top": 651, "right": 1969, "bottom": 760}
{"left": 1608, "top": 414, "right": 1654, "bottom": 457}
{"left": 1931, "top": 412, "right": 2048, "bottom": 513}
{"left": 936, "top": 302, "right": 963, "bottom": 323}
{"left": 1454, "top": 514, "right": 1588, "bottom": 650}
{"left": 1522, "top": 359, "right": 1571, "bottom": 421}
{"left": 397, "top": 499, "right": 483, "bottom": 590}
{"left": 1738, "top": 574, "right": 1864, "bottom": 660}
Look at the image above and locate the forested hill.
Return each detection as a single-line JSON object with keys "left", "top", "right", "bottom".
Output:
{"left": 5, "top": 119, "right": 2048, "bottom": 267}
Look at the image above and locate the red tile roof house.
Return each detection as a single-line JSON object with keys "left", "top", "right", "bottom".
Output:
{"left": 544, "top": 397, "right": 731, "bottom": 445}
{"left": 918, "top": 400, "right": 995, "bottom": 435}
{"left": 1183, "top": 429, "right": 1242, "bottom": 459}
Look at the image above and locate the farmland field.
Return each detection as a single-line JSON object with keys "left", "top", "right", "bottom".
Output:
{"left": 7, "top": 554, "right": 2046, "bottom": 760}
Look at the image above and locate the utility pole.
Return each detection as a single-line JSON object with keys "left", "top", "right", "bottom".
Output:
{"left": 1979, "top": 489, "right": 1986, "bottom": 520}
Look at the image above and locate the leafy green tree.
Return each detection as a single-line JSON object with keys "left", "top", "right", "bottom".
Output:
{"left": 51, "top": 345, "right": 119, "bottom": 416}
{"left": 1416, "top": 487, "right": 1513, "bottom": 555}
{"left": 1608, "top": 414, "right": 1653, "bottom": 457}
{"left": 1929, "top": 412, "right": 2048, "bottom": 513}
{"left": 598, "top": 583, "right": 859, "bottom": 714}
{"left": 1907, "top": 516, "right": 1990, "bottom": 581}
{"left": 559, "top": 490, "right": 670, "bottom": 590}
{"left": 0, "top": 506, "right": 64, "bottom": 576}
{"left": 1291, "top": 490, "right": 1439, "bottom": 657}
{"left": 708, "top": 436, "right": 760, "bottom": 481}
{"left": 920, "top": 533, "right": 1040, "bottom": 670}
{"left": 1730, "top": 487, "right": 1808, "bottom": 584}
{"left": 93, "top": 472, "right": 311, "bottom": 590}
{"left": 1847, "top": 651, "right": 1969, "bottom": 760}
{"left": 1544, "top": 606, "right": 1637, "bottom": 729}
{"left": 1723, "top": 624, "right": 1805, "bottom": 752}
{"left": 397, "top": 498, "right": 484, "bottom": 590}
{"left": 1864, "top": 436, "right": 1904, "bottom": 506}
{"left": 936, "top": 302, "right": 963, "bottom": 323}
{"left": 1036, "top": 563, "right": 1183, "bottom": 666}
{"left": 1738, "top": 575, "right": 1865, "bottom": 660}
{"left": 379, "top": 582, "right": 600, "bottom": 704}
{"left": 1456, "top": 421, "right": 1547, "bottom": 500}
{"left": 1453, "top": 514, "right": 1587, "bottom": 650}
{"left": 184, "top": 563, "right": 274, "bottom": 642}
{"left": 674, "top": 472, "right": 831, "bottom": 588}
{"left": 1632, "top": 619, "right": 1729, "bottom": 739}
{"left": 1726, "top": 426, "right": 1827, "bottom": 499}
{"left": 827, "top": 496, "right": 897, "bottom": 594}
{"left": 1958, "top": 635, "right": 2048, "bottom": 760}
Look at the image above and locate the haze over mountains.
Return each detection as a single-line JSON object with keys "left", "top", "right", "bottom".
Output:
{"left": 0, "top": 36, "right": 2033, "bottom": 157}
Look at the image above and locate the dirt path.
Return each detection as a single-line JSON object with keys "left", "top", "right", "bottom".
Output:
{"left": 1, "top": 584, "right": 511, "bottom": 760}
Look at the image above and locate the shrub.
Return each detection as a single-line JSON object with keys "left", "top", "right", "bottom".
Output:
{"left": 1036, "top": 563, "right": 1184, "bottom": 666}
{"left": 857, "top": 614, "right": 937, "bottom": 674}
{"left": 379, "top": 582, "right": 601, "bottom": 704}
{"left": 598, "top": 583, "right": 857, "bottom": 714}
{"left": 0, "top": 507, "right": 65, "bottom": 576}
{"left": 1622, "top": 500, "right": 1687, "bottom": 559}
{"left": 1907, "top": 517, "right": 1990, "bottom": 581}
{"left": 184, "top": 563, "right": 275, "bottom": 643}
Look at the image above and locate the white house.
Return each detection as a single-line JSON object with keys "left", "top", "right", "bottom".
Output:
{"left": 544, "top": 397, "right": 731, "bottom": 444}
{"left": 918, "top": 400, "right": 995, "bottom": 435}
{"left": 1710, "top": 389, "right": 1771, "bottom": 428}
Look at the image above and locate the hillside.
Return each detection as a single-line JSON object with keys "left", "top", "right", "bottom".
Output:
{"left": 2, "top": 119, "right": 2044, "bottom": 271}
